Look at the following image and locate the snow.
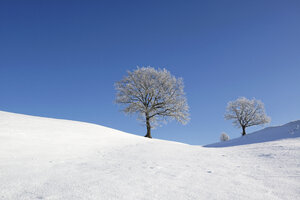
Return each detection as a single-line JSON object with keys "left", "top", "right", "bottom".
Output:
{"left": 0, "top": 111, "right": 299, "bottom": 200}
{"left": 205, "top": 120, "right": 300, "bottom": 147}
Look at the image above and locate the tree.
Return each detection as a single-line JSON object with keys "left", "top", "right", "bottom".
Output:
{"left": 225, "top": 97, "right": 271, "bottom": 136}
{"left": 220, "top": 132, "right": 229, "bottom": 142}
{"left": 115, "top": 67, "right": 190, "bottom": 138}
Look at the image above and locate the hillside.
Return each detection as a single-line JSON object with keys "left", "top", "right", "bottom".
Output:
{"left": 205, "top": 120, "right": 300, "bottom": 147}
{"left": 0, "top": 111, "right": 299, "bottom": 200}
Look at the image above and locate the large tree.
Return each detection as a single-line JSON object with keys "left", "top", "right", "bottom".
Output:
{"left": 225, "top": 97, "right": 271, "bottom": 136}
{"left": 115, "top": 67, "right": 189, "bottom": 138}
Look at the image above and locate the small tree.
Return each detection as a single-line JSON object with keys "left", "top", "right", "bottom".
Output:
{"left": 115, "top": 67, "right": 190, "bottom": 138}
{"left": 225, "top": 97, "right": 270, "bottom": 136}
{"left": 220, "top": 132, "right": 229, "bottom": 142}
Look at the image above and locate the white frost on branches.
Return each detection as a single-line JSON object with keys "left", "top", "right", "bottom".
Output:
{"left": 220, "top": 132, "right": 230, "bottom": 142}
{"left": 225, "top": 97, "right": 271, "bottom": 135}
{"left": 115, "top": 67, "right": 189, "bottom": 131}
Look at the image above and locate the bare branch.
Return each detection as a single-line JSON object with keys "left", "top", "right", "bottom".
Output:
{"left": 115, "top": 67, "right": 190, "bottom": 134}
{"left": 224, "top": 97, "right": 271, "bottom": 135}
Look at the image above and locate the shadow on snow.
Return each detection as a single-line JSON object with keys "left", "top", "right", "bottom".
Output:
{"left": 204, "top": 120, "right": 300, "bottom": 148}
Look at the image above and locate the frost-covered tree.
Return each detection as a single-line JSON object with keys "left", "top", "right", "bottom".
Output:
{"left": 220, "top": 132, "right": 229, "bottom": 142}
{"left": 225, "top": 97, "right": 271, "bottom": 136}
{"left": 115, "top": 67, "right": 190, "bottom": 138}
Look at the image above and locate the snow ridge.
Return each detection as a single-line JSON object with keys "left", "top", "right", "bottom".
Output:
{"left": 205, "top": 120, "right": 300, "bottom": 147}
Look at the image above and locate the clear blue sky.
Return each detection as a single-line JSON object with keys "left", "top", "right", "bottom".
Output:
{"left": 0, "top": 0, "right": 299, "bottom": 145}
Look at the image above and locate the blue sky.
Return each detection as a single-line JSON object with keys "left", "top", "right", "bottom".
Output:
{"left": 0, "top": 0, "right": 299, "bottom": 145}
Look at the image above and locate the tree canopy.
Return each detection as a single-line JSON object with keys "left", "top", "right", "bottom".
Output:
{"left": 115, "top": 67, "right": 189, "bottom": 138}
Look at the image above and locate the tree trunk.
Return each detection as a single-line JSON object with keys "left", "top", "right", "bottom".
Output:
{"left": 144, "top": 115, "right": 152, "bottom": 138}
{"left": 242, "top": 126, "right": 246, "bottom": 136}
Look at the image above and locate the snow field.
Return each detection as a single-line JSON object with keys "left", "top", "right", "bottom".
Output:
{"left": 0, "top": 111, "right": 299, "bottom": 200}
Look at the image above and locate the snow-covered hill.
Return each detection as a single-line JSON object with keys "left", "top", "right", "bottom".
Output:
{"left": 0, "top": 111, "right": 299, "bottom": 200}
{"left": 205, "top": 120, "right": 300, "bottom": 147}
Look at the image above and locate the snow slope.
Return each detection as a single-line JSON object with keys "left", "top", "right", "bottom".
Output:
{"left": 205, "top": 120, "right": 300, "bottom": 147}
{"left": 0, "top": 111, "right": 299, "bottom": 200}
